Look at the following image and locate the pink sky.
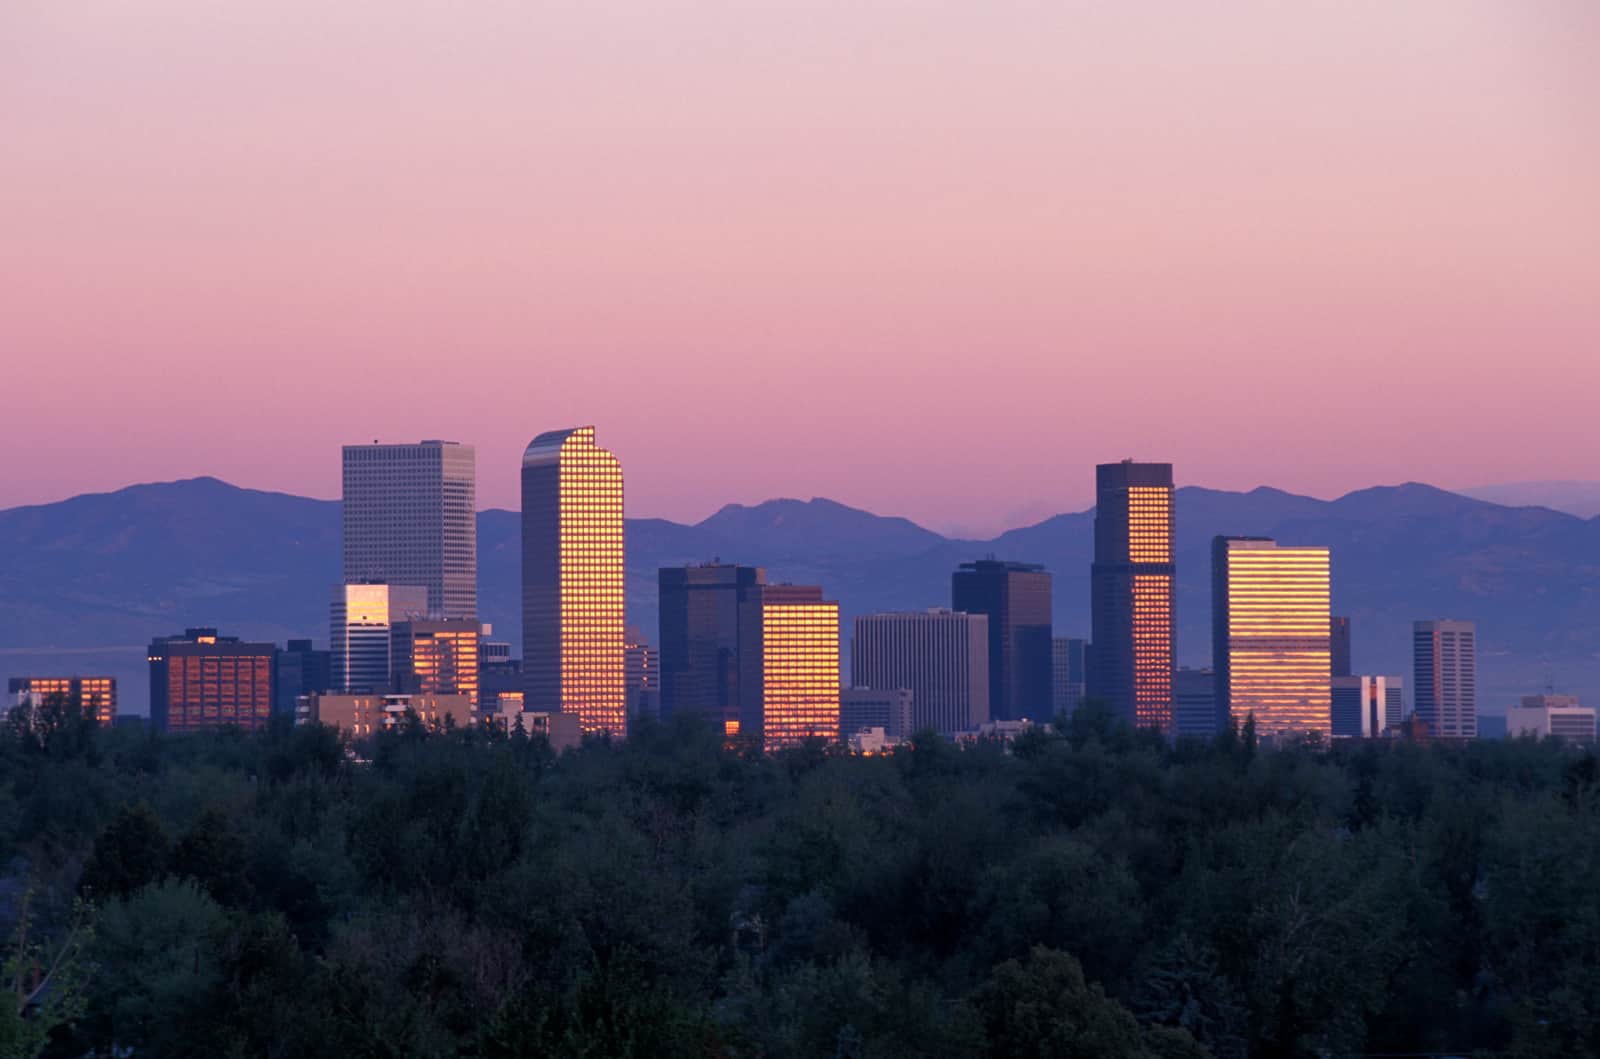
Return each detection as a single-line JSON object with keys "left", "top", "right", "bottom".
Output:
{"left": 3, "top": 1, "right": 1597, "bottom": 535}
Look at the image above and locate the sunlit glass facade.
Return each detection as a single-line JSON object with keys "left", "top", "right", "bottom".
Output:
{"left": 1090, "top": 462, "right": 1176, "bottom": 733}
{"left": 393, "top": 619, "right": 481, "bottom": 707}
{"left": 1212, "top": 537, "right": 1332, "bottom": 739}
{"left": 522, "top": 426, "right": 626, "bottom": 737}
{"left": 760, "top": 590, "right": 840, "bottom": 753}
{"left": 7, "top": 676, "right": 117, "bottom": 726}
{"left": 147, "top": 628, "right": 275, "bottom": 734}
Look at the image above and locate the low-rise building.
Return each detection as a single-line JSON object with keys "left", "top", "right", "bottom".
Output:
{"left": 296, "top": 692, "right": 472, "bottom": 736}
{"left": 1505, "top": 695, "right": 1596, "bottom": 743}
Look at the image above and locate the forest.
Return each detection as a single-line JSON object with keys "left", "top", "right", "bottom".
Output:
{"left": 2, "top": 696, "right": 1598, "bottom": 1058}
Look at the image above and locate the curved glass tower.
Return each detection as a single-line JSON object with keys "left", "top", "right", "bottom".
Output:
{"left": 521, "top": 426, "right": 626, "bottom": 737}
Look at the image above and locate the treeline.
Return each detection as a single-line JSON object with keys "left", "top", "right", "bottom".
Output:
{"left": 2, "top": 696, "right": 1598, "bottom": 1058}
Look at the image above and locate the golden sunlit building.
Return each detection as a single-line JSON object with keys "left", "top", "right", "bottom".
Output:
{"left": 760, "top": 585, "right": 841, "bottom": 752}
{"left": 1090, "top": 461, "right": 1176, "bottom": 732}
{"left": 1211, "top": 537, "right": 1332, "bottom": 739}
{"left": 392, "top": 618, "right": 480, "bottom": 706}
{"left": 522, "top": 426, "right": 626, "bottom": 737}
{"left": 7, "top": 676, "right": 117, "bottom": 725}
{"left": 147, "top": 628, "right": 275, "bottom": 734}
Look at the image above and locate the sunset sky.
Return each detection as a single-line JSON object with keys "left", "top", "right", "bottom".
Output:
{"left": 4, "top": 1, "right": 1596, "bottom": 535}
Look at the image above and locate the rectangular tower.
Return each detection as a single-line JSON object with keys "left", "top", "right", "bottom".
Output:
{"left": 851, "top": 609, "right": 990, "bottom": 735}
{"left": 148, "top": 628, "right": 275, "bottom": 733}
{"left": 7, "top": 676, "right": 117, "bottom": 726}
{"left": 1331, "top": 675, "right": 1389, "bottom": 738}
{"left": 1413, "top": 620, "right": 1477, "bottom": 739}
{"left": 759, "top": 585, "right": 840, "bottom": 752}
{"left": 951, "top": 560, "right": 1052, "bottom": 722}
{"left": 1330, "top": 616, "right": 1352, "bottom": 677}
{"left": 1172, "top": 667, "right": 1217, "bottom": 740}
{"left": 342, "top": 440, "right": 477, "bottom": 619}
{"left": 521, "top": 426, "right": 626, "bottom": 736}
{"left": 657, "top": 564, "right": 767, "bottom": 736}
{"left": 1051, "top": 637, "right": 1087, "bottom": 721}
{"left": 331, "top": 583, "right": 429, "bottom": 692}
{"left": 1089, "top": 461, "right": 1176, "bottom": 732}
{"left": 1212, "top": 537, "right": 1332, "bottom": 739}
{"left": 392, "top": 618, "right": 481, "bottom": 706}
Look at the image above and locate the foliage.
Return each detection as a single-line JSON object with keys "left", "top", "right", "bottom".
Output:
{"left": 3, "top": 694, "right": 1599, "bottom": 1057}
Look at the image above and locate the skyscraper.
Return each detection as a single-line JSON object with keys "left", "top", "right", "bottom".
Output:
{"left": 521, "top": 426, "right": 626, "bottom": 736}
{"left": 331, "top": 583, "right": 429, "bottom": 692}
{"left": 760, "top": 585, "right": 840, "bottom": 752}
{"left": 1051, "top": 637, "right": 1087, "bottom": 721}
{"left": 148, "top": 628, "right": 275, "bottom": 733}
{"left": 1330, "top": 616, "right": 1352, "bottom": 677}
{"left": 851, "top": 609, "right": 990, "bottom": 735}
{"left": 1413, "top": 620, "right": 1477, "bottom": 739}
{"left": 951, "top": 560, "right": 1052, "bottom": 722}
{"left": 1212, "top": 537, "right": 1332, "bottom": 739}
{"left": 657, "top": 563, "right": 767, "bottom": 735}
{"left": 1089, "top": 461, "right": 1175, "bottom": 732}
{"left": 342, "top": 440, "right": 477, "bottom": 619}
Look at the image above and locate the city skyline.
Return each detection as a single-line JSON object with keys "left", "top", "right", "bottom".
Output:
{"left": 5, "top": 4, "right": 1596, "bottom": 537}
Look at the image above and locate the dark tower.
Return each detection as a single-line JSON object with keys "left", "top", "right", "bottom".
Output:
{"left": 1089, "top": 461, "right": 1175, "bottom": 732}
{"left": 657, "top": 564, "right": 767, "bottom": 735}
{"left": 952, "top": 560, "right": 1053, "bottom": 722}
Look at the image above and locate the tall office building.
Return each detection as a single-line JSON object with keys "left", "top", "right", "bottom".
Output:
{"left": 392, "top": 618, "right": 481, "bottom": 706}
{"left": 1413, "top": 620, "right": 1477, "bottom": 739}
{"left": 851, "top": 609, "right": 990, "bottom": 735}
{"left": 1331, "top": 675, "right": 1390, "bottom": 739}
{"left": 952, "top": 560, "right": 1052, "bottom": 722}
{"left": 522, "top": 426, "right": 626, "bottom": 736}
{"left": 1172, "top": 667, "right": 1217, "bottom": 739}
{"left": 760, "top": 585, "right": 840, "bottom": 752}
{"left": 342, "top": 440, "right": 477, "bottom": 619}
{"left": 274, "top": 640, "right": 331, "bottom": 716}
{"left": 7, "top": 676, "right": 117, "bottom": 726}
{"left": 1051, "top": 637, "right": 1087, "bottom": 721}
{"left": 1330, "top": 616, "right": 1352, "bottom": 678}
{"left": 624, "top": 628, "right": 661, "bottom": 722}
{"left": 148, "top": 628, "right": 275, "bottom": 733}
{"left": 657, "top": 564, "right": 767, "bottom": 735}
{"left": 1383, "top": 676, "right": 1405, "bottom": 728}
{"left": 1212, "top": 537, "right": 1332, "bottom": 739}
{"left": 331, "top": 583, "right": 429, "bottom": 692}
{"left": 1089, "top": 461, "right": 1176, "bottom": 732}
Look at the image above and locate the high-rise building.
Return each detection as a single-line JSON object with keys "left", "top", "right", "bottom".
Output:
{"left": 1051, "top": 637, "right": 1087, "bottom": 721}
{"left": 1331, "top": 675, "right": 1390, "bottom": 739}
{"left": 1172, "top": 667, "right": 1217, "bottom": 739}
{"left": 148, "top": 628, "right": 275, "bottom": 733}
{"left": 851, "top": 609, "right": 990, "bottom": 735}
{"left": 1505, "top": 694, "right": 1595, "bottom": 742}
{"left": 392, "top": 618, "right": 481, "bottom": 705}
{"left": 1384, "top": 676, "right": 1406, "bottom": 728}
{"left": 521, "top": 426, "right": 626, "bottom": 736}
{"left": 331, "top": 583, "right": 429, "bottom": 693}
{"left": 1330, "top": 616, "right": 1352, "bottom": 678}
{"left": 952, "top": 560, "right": 1052, "bottom": 722}
{"left": 624, "top": 628, "right": 661, "bottom": 722}
{"left": 1212, "top": 537, "right": 1332, "bottom": 739}
{"left": 342, "top": 440, "right": 477, "bottom": 619}
{"left": 1413, "top": 620, "right": 1478, "bottom": 739}
{"left": 274, "top": 640, "right": 331, "bottom": 716}
{"left": 7, "top": 676, "right": 117, "bottom": 726}
{"left": 760, "top": 585, "right": 840, "bottom": 752}
{"left": 657, "top": 564, "right": 767, "bottom": 735}
{"left": 840, "top": 687, "right": 914, "bottom": 741}
{"left": 1089, "top": 461, "right": 1176, "bottom": 732}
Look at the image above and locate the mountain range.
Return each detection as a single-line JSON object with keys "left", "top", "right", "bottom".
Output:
{"left": 5, "top": 477, "right": 1600, "bottom": 717}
